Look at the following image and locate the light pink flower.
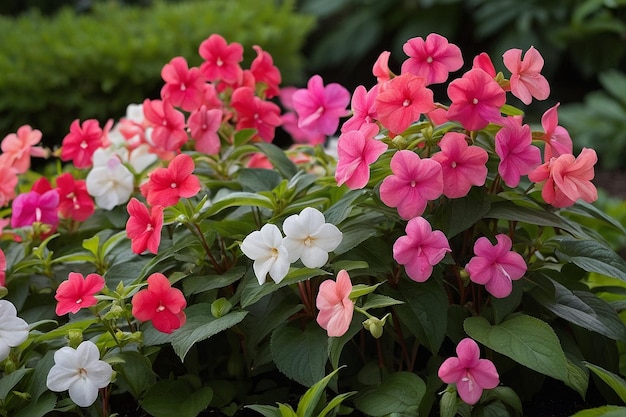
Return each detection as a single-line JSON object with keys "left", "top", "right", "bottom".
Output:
{"left": 540, "top": 103, "right": 572, "bottom": 160}
{"left": 431, "top": 132, "right": 488, "bottom": 198}
{"left": 495, "top": 118, "right": 541, "bottom": 187}
{"left": 401, "top": 33, "right": 463, "bottom": 85}
{"left": 393, "top": 217, "right": 450, "bottom": 282}
{"left": 376, "top": 73, "right": 435, "bottom": 134}
{"left": 341, "top": 85, "right": 379, "bottom": 133}
{"left": 373, "top": 51, "right": 393, "bottom": 84}
{"left": 160, "top": 56, "right": 205, "bottom": 112}
{"left": 379, "top": 150, "right": 443, "bottom": 219}
{"left": 198, "top": 34, "right": 243, "bottom": 84}
{"left": 316, "top": 270, "right": 354, "bottom": 337}
{"left": 0, "top": 166, "right": 18, "bottom": 207}
{"left": 438, "top": 338, "right": 500, "bottom": 405}
{"left": 503, "top": 47, "right": 550, "bottom": 105}
{"left": 0, "top": 125, "right": 47, "bottom": 174}
{"left": 292, "top": 75, "right": 350, "bottom": 136}
{"left": 188, "top": 106, "right": 222, "bottom": 154}
{"left": 465, "top": 234, "right": 527, "bottom": 298}
{"left": 335, "top": 123, "right": 387, "bottom": 189}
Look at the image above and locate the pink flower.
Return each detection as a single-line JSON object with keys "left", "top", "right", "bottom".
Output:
{"left": 11, "top": 189, "right": 59, "bottom": 228}
{"left": 0, "top": 166, "right": 18, "bottom": 207}
{"left": 131, "top": 273, "right": 187, "bottom": 334}
{"left": 494, "top": 118, "right": 541, "bottom": 187}
{"left": 372, "top": 51, "right": 393, "bottom": 84}
{"left": 529, "top": 148, "right": 598, "bottom": 208}
{"left": 503, "top": 46, "right": 550, "bottom": 105}
{"left": 279, "top": 88, "right": 326, "bottom": 145}
{"left": 0, "top": 125, "right": 47, "bottom": 174}
{"left": 142, "top": 99, "right": 188, "bottom": 152}
{"left": 465, "top": 234, "right": 527, "bottom": 298}
{"left": 160, "top": 56, "right": 205, "bottom": 112}
{"left": 56, "top": 172, "right": 95, "bottom": 222}
{"left": 540, "top": 103, "right": 572, "bottom": 160}
{"left": 188, "top": 106, "right": 222, "bottom": 154}
{"left": 316, "top": 270, "right": 354, "bottom": 337}
{"left": 341, "top": 85, "right": 379, "bottom": 133}
{"left": 141, "top": 153, "right": 201, "bottom": 207}
{"left": 472, "top": 53, "right": 496, "bottom": 78}
{"left": 376, "top": 73, "right": 435, "bottom": 134}
{"left": 60, "top": 119, "right": 105, "bottom": 169}
{"left": 250, "top": 45, "right": 282, "bottom": 99}
{"left": 431, "top": 132, "right": 488, "bottom": 198}
{"left": 379, "top": 150, "right": 443, "bottom": 219}
{"left": 292, "top": 75, "right": 350, "bottom": 136}
{"left": 0, "top": 249, "right": 5, "bottom": 287}
{"left": 401, "top": 33, "right": 463, "bottom": 85}
{"left": 393, "top": 217, "right": 450, "bottom": 282}
{"left": 231, "top": 87, "right": 282, "bottom": 142}
{"left": 446, "top": 69, "right": 506, "bottom": 131}
{"left": 55, "top": 272, "right": 105, "bottom": 315}
{"left": 198, "top": 34, "right": 243, "bottom": 84}
{"left": 438, "top": 338, "right": 500, "bottom": 405}
{"left": 335, "top": 123, "right": 387, "bottom": 189}
{"left": 126, "top": 198, "right": 164, "bottom": 255}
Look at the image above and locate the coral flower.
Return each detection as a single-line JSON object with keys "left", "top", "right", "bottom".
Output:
{"left": 0, "top": 166, "right": 18, "bottom": 207}
{"left": 0, "top": 125, "right": 47, "bottom": 174}
{"left": 292, "top": 75, "right": 350, "bottom": 136}
{"left": 393, "top": 216, "right": 451, "bottom": 282}
{"left": 250, "top": 45, "right": 282, "bottom": 98}
{"left": 540, "top": 103, "right": 573, "bottom": 160}
{"left": 465, "top": 234, "right": 527, "bottom": 298}
{"left": 142, "top": 98, "right": 188, "bottom": 152}
{"left": 198, "top": 34, "right": 244, "bottom": 84}
{"left": 503, "top": 46, "right": 550, "bottom": 105}
{"left": 373, "top": 51, "right": 393, "bottom": 84}
{"left": 335, "top": 123, "right": 387, "bottom": 189}
{"left": 160, "top": 56, "right": 205, "bottom": 112}
{"left": 240, "top": 223, "right": 290, "bottom": 284}
{"left": 131, "top": 273, "right": 187, "bottom": 334}
{"left": 438, "top": 338, "right": 500, "bottom": 405}
{"left": 56, "top": 172, "right": 95, "bottom": 222}
{"left": 11, "top": 189, "right": 59, "bottom": 228}
{"left": 60, "top": 119, "right": 106, "bottom": 169}
{"left": 231, "top": 86, "right": 282, "bottom": 142}
{"left": 55, "top": 272, "right": 105, "bottom": 316}
{"left": 379, "top": 150, "right": 443, "bottom": 220}
{"left": 495, "top": 118, "right": 541, "bottom": 187}
{"left": 126, "top": 198, "right": 164, "bottom": 255}
{"left": 141, "top": 153, "right": 201, "bottom": 207}
{"left": 401, "top": 33, "right": 463, "bottom": 85}
{"left": 188, "top": 105, "right": 223, "bottom": 154}
{"left": 316, "top": 270, "right": 354, "bottom": 337}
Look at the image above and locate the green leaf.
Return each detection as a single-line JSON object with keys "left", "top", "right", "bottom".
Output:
{"left": 82, "top": 235, "right": 100, "bottom": 256}
{"left": 354, "top": 372, "right": 425, "bottom": 417}
{"left": 486, "top": 202, "right": 582, "bottom": 236}
{"left": 585, "top": 362, "right": 626, "bottom": 403}
{"left": 554, "top": 237, "right": 626, "bottom": 282}
{"left": 324, "top": 189, "right": 368, "bottom": 225}
{"left": 464, "top": 315, "right": 569, "bottom": 383}
{"left": 34, "top": 318, "right": 98, "bottom": 342}
{"left": 317, "top": 392, "right": 357, "bottom": 417}
{"left": 570, "top": 405, "right": 626, "bottom": 417}
{"left": 567, "top": 358, "right": 590, "bottom": 398}
{"left": 328, "top": 318, "right": 364, "bottom": 370}
{"left": 114, "top": 351, "right": 157, "bottom": 398}
{"left": 14, "top": 392, "right": 56, "bottom": 417}
{"left": 296, "top": 367, "right": 343, "bottom": 417}
{"left": 182, "top": 267, "right": 246, "bottom": 296}
{"left": 431, "top": 187, "right": 491, "bottom": 238}
{"left": 204, "top": 192, "right": 276, "bottom": 216}
{"left": 246, "top": 405, "right": 282, "bottom": 417}
{"left": 0, "top": 369, "right": 32, "bottom": 400}
{"left": 361, "top": 294, "right": 403, "bottom": 310}
{"left": 238, "top": 168, "right": 283, "bottom": 192}
{"left": 255, "top": 142, "right": 298, "bottom": 178}
{"left": 481, "top": 386, "right": 523, "bottom": 417}
{"left": 141, "top": 380, "right": 213, "bottom": 417}
{"left": 279, "top": 403, "right": 298, "bottom": 417}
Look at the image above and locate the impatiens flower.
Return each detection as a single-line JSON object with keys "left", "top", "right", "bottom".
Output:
{"left": 372, "top": 51, "right": 393, "bottom": 84}
{"left": 250, "top": 45, "right": 282, "bottom": 98}
{"left": 0, "top": 248, "right": 5, "bottom": 287}
{"left": 142, "top": 99, "right": 188, "bottom": 152}
{"left": 503, "top": 46, "right": 550, "bottom": 105}
{"left": 438, "top": 338, "right": 500, "bottom": 405}
{"left": 230, "top": 86, "right": 282, "bottom": 142}
{"left": 447, "top": 68, "right": 506, "bottom": 131}
{"left": 86, "top": 149, "right": 134, "bottom": 210}
{"left": 540, "top": 102, "right": 573, "bottom": 160}
{"left": 472, "top": 52, "right": 497, "bottom": 78}
{"left": 60, "top": 119, "right": 106, "bottom": 169}
{"left": 316, "top": 270, "right": 354, "bottom": 337}
{"left": 11, "top": 189, "right": 59, "bottom": 228}
{"left": 0, "top": 165, "right": 18, "bottom": 207}
{"left": 46, "top": 341, "right": 113, "bottom": 407}
{"left": 341, "top": 84, "right": 379, "bottom": 133}
{"left": 188, "top": 105, "right": 223, "bottom": 154}
{"left": 335, "top": 123, "right": 387, "bottom": 189}
{"left": 0, "top": 125, "right": 47, "bottom": 173}
{"left": 529, "top": 148, "right": 598, "bottom": 208}
{"left": 393, "top": 217, "right": 451, "bottom": 282}
{"left": 240, "top": 223, "right": 290, "bottom": 284}
{"left": 465, "top": 234, "right": 527, "bottom": 298}
{"left": 495, "top": 118, "right": 541, "bottom": 187}
{"left": 140, "top": 153, "right": 201, "bottom": 207}
{"left": 198, "top": 34, "right": 244, "bottom": 84}
{"left": 431, "top": 132, "right": 488, "bottom": 198}
{"left": 131, "top": 272, "right": 187, "bottom": 334}
{"left": 375, "top": 72, "right": 435, "bottom": 134}
{"left": 401, "top": 33, "right": 463, "bottom": 85}
{"left": 126, "top": 198, "right": 164, "bottom": 254}
{"left": 160, "top": 56, "right": 205, "bottom": 112}
{"left": 379, "top": 150, "right": 443, "bottom": 220}
{"left": 282, "top": 207, "right": 343, "bottom": 268}
{"left": 279, "top": 87, "right": 326, "bottom": 145}
{"left": 56, "top": 173, "right": 95, "bottom": 222}
{"left": 0, "top": 300, "right": 28, "bottom": 362}
{"left": 292, "top": 75, "right": 350, "bottom": 136}
{"left": 55, "top": 272, "right": 105, "bottom": 316}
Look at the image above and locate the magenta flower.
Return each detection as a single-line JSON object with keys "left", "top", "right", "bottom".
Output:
{"left": 335, "top": 123, "right": 387, "bottom": 189}
{"left": 292, "top": 75, "right": 350, "bottom": 136}
{"left": 11, "top": 189, "right": 59, "bottom": 228}
{"left": 495, "top": 118, "right": 541, "bottom": 187}
{"left": 401, "top": 33, "right": 463, "bottom": 85}
{"left": 376, "top": 73, "right": 435, "bottom": 134}
{"left": 316, "top": 270, "right": 354, "bottom": 337}
{"left": 446, "top": 69, "right": 506, "bottom": 131}
{"left": 431, "top": 132, "right": 488, "bottom": 198}
{"left": 438, "top": 338, "right": 500, "bottom": 405}
{"left": 472, "top": 52, "right": 496, "bottom": 78}
{"left": 341, "top": 84, "right": 379, "bottom": 133}
{"left": 465, "top": 234, "right": 527, "bottom": 298}
{"left": 393, "top": 217, "right": 450, "bottom": 282}
{"left": 540, "top": 103, "right": 572, "bottom": 160}
{"left": 379, "top": 150, "right": 443, "bottom": 220}
{"left": 503, "top": 46, "right": 550, "bottom": 105}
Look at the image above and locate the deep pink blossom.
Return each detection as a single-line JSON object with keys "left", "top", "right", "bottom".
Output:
{"left": 341, "top": 85, "right": 379, "bottom": 133}
{"left": 126, "top": 198, "right": 164, "bottom": 255}
{"left": 540, "top": 103, "right": 572, "bottom": 160}
{"left": 495, "top": 118, "right": 541, "bottom": 187}
{"left": 0, "top": 125, "right": 47, "bottom": 174}
{"left": 188, "top": 105, "right": 222, "bottom": 154}
{"left": 393, "top": 217, "right": 450, "bottom": 282}
{"left": 0, "top": 249, "right": 5, "bottom": 287}
{"left": 376, "top": 73, "right": 435, "bottom": 134}
{"left": 335, "top": 123, "right": 387, "bottom": 189}
{"left": 279, "top": 88, "right": 326, "bottom": 145}
{"left": 60, "top": 119, "right": 105, "bottom": 169}
{"left": 472, "top": 53, "right": 497, "bottom": 78}
{"left": 465, "top": 234, "right": 527, "bottom": 298}
{"left": 446, "top": 69, "right": 506, "bottom": 131}
{"left": 438, "top": 338, "right": 500, "bottom": 405}
{"left": 131, "top": 273, "right": 187, "bottom": 334}
{"left": 292, "top": 75, "right": 350, "bottom": 136}
{"left": 140, "top": 153, "right": 201, "bottom": 207}
{"left": 11, "top": 189, "right": 59, "bottom": 228}
{"left": 503, "top": 47, "right": 550, "bottom": 105}
{"left": 142, "top": 99, "right": 188, "bottom": 152}
{"left": 55, "top": 272, "right": 105, "bottom": 315}
{"left": 373, "top": 51, "right": 393, "bottom": 84}
{"left": 160, "top": 56, "right": 205, "bottom": 112}
{"left": 231, "top": 87, "right": 282, "bottom": 142}
{"left": 198, "top": 34, "right": 243, "bottom": 84}
{"left": 316, "top": 270, "right": 354, "bottom": 337}
{"left": 379, "top": 150, "right": 443, "bottom": 219}
{"left": 250, "top": 45, "right": 282, "bottom": 98}
{"left": 401, "top": 33, "right": 463, "bottom": 85}
{"left": 431, "top": 132, "right": 488, "bottom": 198}
{"left": 56, "top": 172, "right": 95, "bottom": 222}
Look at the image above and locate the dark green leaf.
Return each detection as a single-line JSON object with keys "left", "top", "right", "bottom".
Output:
{"left": 255, "top": 142, "right": 298, "bottom": 178}
{"left": 14, "top": 392, "right": 56, "bottom": 417}
{"left": 204, "top": 192, "right": 275, "bottom": 216}
{"left": 183, "top": 267, "right": 246, "bottom": 296}
{"left": 486, "top": 202, "right": 582, "bottom": 236}
{"left": 0, "top": 369, "right": 31, "bottom": 401}
{"left": 431, "top": 187, "right": 491, "bottom": 238}
{"left": 354, "top": 372, "right": 425, "bottom": 417}
{"left": 141, "top": 380, "right": 213, "bottom": 417}
{"left": 554, "top": 237, "right": 626, "bottom": 281}
{"left": 238, "top": 168, "right": 283, "bottom": 192}
{"left": 585, "top": 362, "right": 626, "bottom": 403}
{"left": 569, "top": 405, "right": 626, "bottom": 417}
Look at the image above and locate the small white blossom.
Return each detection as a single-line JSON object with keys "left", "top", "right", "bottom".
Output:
{"left": 283, "top": 207, "right": 342, "bottom": 268}
{"left": 240, "top": 224, "right": 290, "bottom": 285}
{"left": 86, "top": 148, "right": 134, "bottom": 210}
{"left": 46, "top": 341, "right": 113, "bottom": 407}
{"left": 0, "top": 300, "right": 29, "bottom": 361}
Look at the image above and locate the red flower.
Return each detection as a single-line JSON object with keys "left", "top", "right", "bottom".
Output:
{"left": 56, "top": 173, "right": 95, "bottom": 222}
{"left": 141, "top": 153, "right": 201, "bottom": 207}
{"left": 231, "top": 87, "right": 282, "bottom": 142}
{"left": 250, "top": 45, "right": 282, "bottom": 99}
{"left": 160, "top": 56, "right": 205, "bottom": 112}
{"left": 60, "top": 119, "right": 105, "bottom": 169}
{"left": 55, "top": 272, "right": 105, "bottom": 315}
{"left": 198, "top": 34, "right": 244, "bottom": 84}
{"left": 131, "top": 273, "right": 187, "bottom": 334}
{"left": 142, "top": 99, "right": 188, "bottom": 152}
{"left": 126, "top": 198, "right": 164, "bottom": 254}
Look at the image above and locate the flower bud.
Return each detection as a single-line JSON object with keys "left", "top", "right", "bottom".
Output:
{"left": 68, "top": 329, "right": 83, "bottom": 348}
{"left": 391, "top": 135, "right": 407, "bottom": 149}
{"left": 211, "top": 298, "right": 232, "bottom": 318}
{"left": 362, "top": 313, "right": 390, "bottom": 339}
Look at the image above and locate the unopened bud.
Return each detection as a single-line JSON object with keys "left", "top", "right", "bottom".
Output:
{"left": 392, "top": 135, "right": 407, "bottom": 149}
{"left": 362, "top": 313, "right": 390, "bottom": 339}
{"left": 211, "top": 298, "right": 232, "bottom": 318}
{"left": 68, "top": 329, "right": 83, "bottom": 348}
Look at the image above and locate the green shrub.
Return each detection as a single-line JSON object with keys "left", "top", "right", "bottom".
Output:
{"left": 0, "top": 0, "right": 315, "bottom": 146}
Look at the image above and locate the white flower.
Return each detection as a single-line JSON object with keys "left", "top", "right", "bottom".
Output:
{"left": 0, "top": 300, "right": 29, "bottom": 361}
{"left": 46, "top": 341, "right": 113, "bottom": 407}
{"left": 283, "top": 207, "right": 342, "bottom": 268}
{"left": 240, "top": 224, "right": 290, "bottom": 285}
{"left": 86, "top": 148, "right": 134, "bottom": 210}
